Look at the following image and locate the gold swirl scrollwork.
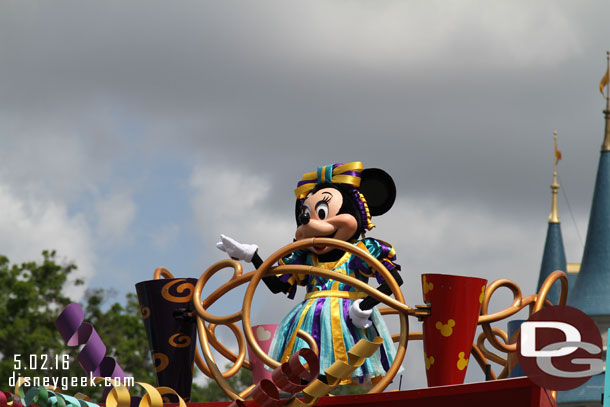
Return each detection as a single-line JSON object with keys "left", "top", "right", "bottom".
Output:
{"left": 152, "top": 240, "right": 568, "bottom": 403}
{"left": 162, "top": 279, "right": 195, "bottom": 303}
{"left": 475, "top": 269, "right": 569, "bottom": 381}
{"left": 153, "top": 352, "right": 169, "bottom": 373}
{"left": 91, "top": 377, "right": 188, "bottom": 407}
{"left": 189, "top": 256, "right": 319, "bottom": 401}
{"left": 189, "top": 238, "right": 415, "bottom": 401}
{"left": 475, "top": 328, "right": 509, "bottom": 379}
{"left": 183, "top": 236, "right": 569, "bottom": 402}
{"left": 169, "top": 333, "right": 192, "bottom": 348}
{"left": 154, "top": 267, "right": 175, "bottom": 280}
{"left": 533, "top": 269, "right": 568, "bottom": 313}
{"left": 191, "top": 259, "right": 250, "bottom": 402}
{"left": 141, "top": 306, "right": 151, "bottom": 320}
{"left": 241, "top": 238, "right": 413, "bottom": 395}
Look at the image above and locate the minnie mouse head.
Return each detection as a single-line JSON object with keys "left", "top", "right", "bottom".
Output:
{"left": 293, "top": 162, "right": 396, "bottom": 255}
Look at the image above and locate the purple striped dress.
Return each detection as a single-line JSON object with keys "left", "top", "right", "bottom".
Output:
{"left": 267, "top": 238, "right": 402, "bottom": 384}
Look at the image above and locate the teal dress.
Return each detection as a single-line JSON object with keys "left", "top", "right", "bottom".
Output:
{"left": 267, "top": 238, "right": 402, "bottom": 384}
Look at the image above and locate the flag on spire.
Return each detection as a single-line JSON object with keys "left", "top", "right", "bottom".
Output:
{"left": 600, "top": 67, "right": 609, "bottom": 96}
{"left": 554, "top": 130, "right": 562, "bottom": 165}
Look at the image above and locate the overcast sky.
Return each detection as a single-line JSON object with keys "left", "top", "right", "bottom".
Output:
{"left": 2, "top": 0, "right": 610, "bottom": 390}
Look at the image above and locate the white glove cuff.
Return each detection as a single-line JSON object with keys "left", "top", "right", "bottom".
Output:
{"left": 242, "top": 243, "right": 258, "bottom": 262}
{"left": 350, "top": 299, "right": 372, "bottom": 319}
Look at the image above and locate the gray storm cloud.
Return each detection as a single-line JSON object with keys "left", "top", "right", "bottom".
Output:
{"left": 0, "top": 2, "right": 608, "bottom": 385}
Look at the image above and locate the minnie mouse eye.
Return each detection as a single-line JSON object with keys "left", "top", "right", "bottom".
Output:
{"left": 316, "top": 202, "right": 329, "bottom": 220}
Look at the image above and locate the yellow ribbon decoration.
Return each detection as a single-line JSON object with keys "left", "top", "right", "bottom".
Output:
{"left": 302, "top": 337, "right": 384, "bottom": 404}
{"left": 16, "top": 377, "right": 189, "bottom": 407}
{"left": 330, "top": 296, "right": 347, "bottom": 367}
{"left": 280, "top": 300, "right": 315, "bottom": 362}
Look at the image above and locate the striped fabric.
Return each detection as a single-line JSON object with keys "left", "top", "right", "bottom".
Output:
{"left": 268, "top": 238, "right": 403, "bottom": 384}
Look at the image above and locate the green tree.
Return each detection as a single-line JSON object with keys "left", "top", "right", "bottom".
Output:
{"left": 0, "top": 251, "right": 80, "bottom": 389}
{"left": 0, "top": 251, "right": 254, "bottom": 403}
{"left": 0, "top": 252, "right": 154, "bottom": 399}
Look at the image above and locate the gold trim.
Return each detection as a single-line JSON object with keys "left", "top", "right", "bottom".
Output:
{"left": 305, "top": 291, "right": 367, "bottom": 300}
{"left": 161, "top": 279, "right": 195, "bottom": 303}
{"left": 280, "top": 300, "right": 315, "bottom": 362}
{"left": 153, "top": 352, "right": 169, "bottom": 373}
{"left": 169, "top": 333, "right": 192, "bottom": 348}
{"left": 312, "top": 251, "right": 351, "bottom": 270}
{"left": 330, "top": 296, "right": 348, "bottom": 365}
{"left": 567, "top": 263, "right": 580, "bottom": 274}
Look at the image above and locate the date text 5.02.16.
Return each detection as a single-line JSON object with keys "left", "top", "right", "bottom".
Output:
{"left": 13, "top": 354, "right": 70, "bottom": 371}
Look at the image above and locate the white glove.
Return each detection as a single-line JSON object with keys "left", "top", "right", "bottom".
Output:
{"left": 349, "top": 299, "right": 373, "bottom": 329}
{"left": 216, "top": 234, "right": 258, "bottom": 263}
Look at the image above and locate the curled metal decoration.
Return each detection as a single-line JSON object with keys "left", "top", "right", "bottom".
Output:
{"left": 154, "top": 262, "right": 250, "bottom": 384}
{"left": 151, "top": 241, "right": 568, "bottom": 401}
{"left": 193, "top": 259, "right": 246, "bottom": 325}
{"left": 532, "top": 270, "right": 568, "bottom": 313}
{"left": 475, "top": 269, "right": 569, "bottom": 377}
{"left": 195, "top": 322, "right": 247, "bottom": 379}
{"left": 153, "top": 267, "right": 175, "bottom": 280}
{"left": 475, "top": 329, "right": 509, "bottom": 379}
{"left": 188, "top": 258, "right": 321, "bottom": 387}
{"left": 240, "top": 238, "right": 412, "bottom": 395}
{"left": 479, "top": 279, "right": 533, "bottom": 354}
{"left": 476, "top": 328, "right": 508, "bottom": 366}
{"left": 196, "top": 316, "right": 243, "bottom": 401}
{"left": 185, "top": 238, "right": 412, "bottom": 400}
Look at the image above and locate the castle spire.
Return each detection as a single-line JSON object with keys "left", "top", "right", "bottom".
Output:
{"left": 568, "top": 53, "right": 610, "bottom": 315}
{"left": 536, "top": 131, "right": 567, "bottom": 304}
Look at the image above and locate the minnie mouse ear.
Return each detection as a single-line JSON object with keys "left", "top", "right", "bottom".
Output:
{"left": 359, "top": 168, "right": 396, "bottom": 216}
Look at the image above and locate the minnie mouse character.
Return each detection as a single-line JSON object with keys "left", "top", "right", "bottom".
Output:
{"left": 217, "top": 162, "right": 403, "bottom": 384}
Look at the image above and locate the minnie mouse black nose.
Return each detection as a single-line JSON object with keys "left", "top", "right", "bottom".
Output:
{"left": 298, "top": 212, "right": 310, "bottom": 225}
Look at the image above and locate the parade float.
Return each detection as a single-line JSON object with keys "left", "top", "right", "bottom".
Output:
{"left": 3, "top": 160, "right": 576, "bottom": 407}
{"left": 21, "top": 244, "right": 563, "bottom": 407}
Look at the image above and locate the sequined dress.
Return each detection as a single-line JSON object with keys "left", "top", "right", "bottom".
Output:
{"left": 267, "top": 238, "right": 402, "bottom": 384}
